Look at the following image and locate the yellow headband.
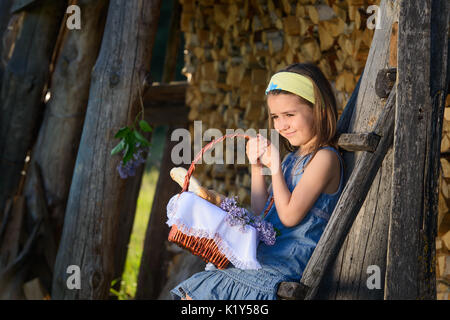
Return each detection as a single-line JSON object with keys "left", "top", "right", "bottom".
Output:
{"left": 265, "top": 72, "right": 315, "bottom": 104}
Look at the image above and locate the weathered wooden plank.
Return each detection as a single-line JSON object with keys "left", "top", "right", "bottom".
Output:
{"left": 0, "top": 0, "right": 67, "bottom": 219}
{"left": 23, "top": 0, "right": 108, "bottom": 258}
{"left": 337, "top": 133, "right": 380, "bottom": 152}
{"left": 135, "top": 126, "right": 189, "bottom": 299}
{"left": 385, "top": 0, "right": 448, "bottom": 299}
{"left": 51, "top": 0, "right": 162, "bottom": 299}
{"left": 137, "top": 1, "right": 188, "bottom": 296}
{"left": 277, "top": 279, "right": 309, "bottom": 300}
{"left": 161, "top": 0, "right": 182, "bottom": 84}
{"left": 301, "top": 87, "right": 396, "bottom": 300}
{"left": 143, "top": 81, "right": 187, "bottom": 106}
{"left": 316, "top": 0, "right": 399, "bottom": 299}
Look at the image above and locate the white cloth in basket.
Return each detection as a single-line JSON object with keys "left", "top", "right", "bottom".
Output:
{"left": 166, "top": 191, "right": 262, "bottom": 270}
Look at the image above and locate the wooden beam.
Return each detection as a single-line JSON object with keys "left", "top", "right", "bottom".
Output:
{"left": 0, "top": 0, "right": 67, "bottom": 224}
{"left": 162, "top": 0, "right": 182, "bottom": 83}
{"left": 278, "top": 87, "right": 397, "bottom": 300}
{"left": 143, "top": 81, "right": 187, "bottom": 106}
{"left": 385, "top": 0, "right": 448, "bottom": 299}
{"left": 51, "top": 0, "right": 162, "bottom": 300}
{"left": 135, "top": 126, "right": 189, "bottom": 299}
{"left": 303, "top": 87, "right": 396, "bottom": 300}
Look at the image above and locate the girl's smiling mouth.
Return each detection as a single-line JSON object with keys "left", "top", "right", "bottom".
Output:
{"left": 283, "top": 131, "right": 296, "bottom": 137}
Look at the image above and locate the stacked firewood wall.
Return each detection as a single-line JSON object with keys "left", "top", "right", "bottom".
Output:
{"left": 178, "top": 0, "right": 450, "bottom": 299}
{"left": 437, "top": 94, "right": 450, "bottom": 300}
{"left": 180, "top": 0, "right": 379, "bottom": 204}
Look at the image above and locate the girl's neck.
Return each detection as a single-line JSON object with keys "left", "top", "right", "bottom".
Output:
{"left": 297, "top": 137, "right": 319, "bottom": 156}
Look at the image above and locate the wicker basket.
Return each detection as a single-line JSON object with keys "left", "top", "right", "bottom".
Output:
{"left": 167, "top": 133, "right": 274, "bottom": 269}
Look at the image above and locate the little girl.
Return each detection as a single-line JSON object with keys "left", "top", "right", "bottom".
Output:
{"left": 171, "top": 62, "right": 344, "bottom": 300}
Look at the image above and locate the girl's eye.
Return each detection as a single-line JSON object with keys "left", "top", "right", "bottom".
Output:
{"left": 271, "top": 116, "right": 278, "bottom": 120}
{"left": 286, "top": 114, "right": 294, "bottom": 117}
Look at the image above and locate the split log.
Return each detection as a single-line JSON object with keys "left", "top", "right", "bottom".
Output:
{"left": 51, "top": 0, "right": 162, "bottom": 300}
{"left": 0, "top": 195, "right": 42, "bottom": 299}
{"left": 23, "top": 0, "right": 109, "bottom": 254}
{"left": 0, "top": 0, "right": 67, "bottom": 219}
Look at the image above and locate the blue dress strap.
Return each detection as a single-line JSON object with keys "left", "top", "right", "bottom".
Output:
{"left": 317, "top": 146, "right": 344, "bottom": 196}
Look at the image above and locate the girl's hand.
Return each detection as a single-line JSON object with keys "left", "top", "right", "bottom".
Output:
{"left": 246, "top": 135, "right": 267, "bottom": 166}
{"left": 246, "top": 135, "right": 281, "bottom": 173}
{"left": 258, "top": 137, "right": 281, "bottom": 174}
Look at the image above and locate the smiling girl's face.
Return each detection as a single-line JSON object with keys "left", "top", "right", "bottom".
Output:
{"left": 267, "top": 93, "right": 317, "bottom": 153}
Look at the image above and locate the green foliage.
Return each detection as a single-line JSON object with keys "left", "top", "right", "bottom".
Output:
{"left": 111, "top": 119, "right": 152, "bottom": 165}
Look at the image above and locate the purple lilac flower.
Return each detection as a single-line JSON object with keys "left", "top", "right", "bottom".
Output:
{"left": 255, "top": 219, "right": 276, "bottom": 246}
{"left": 219, "top": 196, "right": 277, "bottom": 245}
{"left": 116, "top": 142, "right": 148, "bottom": 179}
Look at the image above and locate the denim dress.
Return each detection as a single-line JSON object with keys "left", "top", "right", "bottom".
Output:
{"left": 171, "top": 146, "right": 344, "bottom": 300}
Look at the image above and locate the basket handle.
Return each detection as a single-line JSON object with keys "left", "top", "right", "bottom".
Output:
{"left": 179, "top": 133, "right": 275, "bottom": 218}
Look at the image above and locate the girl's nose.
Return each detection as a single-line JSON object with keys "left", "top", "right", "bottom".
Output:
{"left": 278, "top": 118, "right": 289, "bottom": 131}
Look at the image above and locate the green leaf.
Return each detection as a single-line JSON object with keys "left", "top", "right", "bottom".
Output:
{"left": 114, "top": 126, "right": 131, "bottom": 139}
{"left": 123, "top": 145, "right": 134, "bottom": 164}
{"left": 110, "top": 139, "right": 126, "bottom": 155}
{"left": 133, "top": 130, "right": 150, "bottom": 147}
{"left": 274, "top": 227, "right": 281, "bottom": 237}
{"left": 139, "top": 120, "right": 152, "bottom": 132}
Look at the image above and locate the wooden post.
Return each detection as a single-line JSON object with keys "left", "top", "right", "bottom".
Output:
{"left": 385, "top": 0, "right": 449, "bottom": 299}
{"left": 161, "top": 0, "right": 182, "bottom": 84}
{"left": 0, "top": 0, "right": 67, "bottom": 222}
{"left": 51, "top": 0, "right": 161, "bottom": 299}
{"left": 315, "top": 0, "right": 399, "bottom": 299}
{"left": 135, "top": 125, "right": 189, "bottom": 299}
{"left": 135, "top": 0, "right": 187, "bottom": 299}
{"left": 23, "top": 0, "right": 108, "bottom": 258}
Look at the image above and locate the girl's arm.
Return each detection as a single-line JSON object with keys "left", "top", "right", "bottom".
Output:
{"left": 265, "top": 147, "right": 337, "bottom": 227}
{"left": 246, "top": 136, "right": 269, "bottom": 215}
{"left": 250, "top": 163, "right": 268, "bottom": 216}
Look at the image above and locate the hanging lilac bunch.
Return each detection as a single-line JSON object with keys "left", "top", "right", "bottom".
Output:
{"left": 111, "top": 119, "right": 152, "bottom": 179}
{"left": 219, "top": 196, "right": 278, "bottom": 245}
{"left": 116, "top": 142, "right": 148, "bottom": 179}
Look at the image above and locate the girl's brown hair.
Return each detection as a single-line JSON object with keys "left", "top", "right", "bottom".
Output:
{"left": 266, "top": 63, "right": 340, "bottom": 172}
